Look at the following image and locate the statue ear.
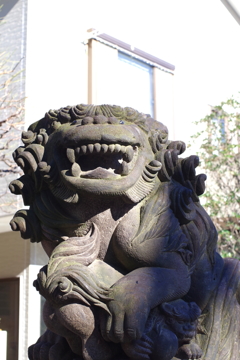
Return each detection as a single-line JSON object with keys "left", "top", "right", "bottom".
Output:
{"left": 161, "top": 302, "right": 174, "bottom": 315}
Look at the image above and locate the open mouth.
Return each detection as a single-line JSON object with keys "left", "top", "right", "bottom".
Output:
{"left": 65, "top": 143, "right": 138, "bottom": 179}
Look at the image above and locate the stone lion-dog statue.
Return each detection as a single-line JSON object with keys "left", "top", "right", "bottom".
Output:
{"left": 9, "top": 104, "right": 240, "bottom": 360}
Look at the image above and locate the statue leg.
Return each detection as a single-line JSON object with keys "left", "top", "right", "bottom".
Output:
{"left": 151, "top": 329, "right": 179, "bottom": 360}
{"left": 44, "top": 301, "right": 119, "bottom": 360}
{"left": 28, "top": 329, "right": 83, "bottom": 360}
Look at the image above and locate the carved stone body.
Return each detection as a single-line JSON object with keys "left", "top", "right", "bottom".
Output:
{"left": 9, "top": 104, "right": 240, "bottom": 360}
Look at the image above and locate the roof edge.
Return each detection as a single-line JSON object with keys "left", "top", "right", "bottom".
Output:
{"left": 86, "top": 30, "right": 175, "bottom": 72}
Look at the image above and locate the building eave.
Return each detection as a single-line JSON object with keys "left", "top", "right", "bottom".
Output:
{"left": 86, "top": 29, "right": 175, "bottom": 72}
{"left": 221, "top": 0, "right": 240, "bottom": 25}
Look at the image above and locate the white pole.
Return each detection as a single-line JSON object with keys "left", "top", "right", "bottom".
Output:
{"left": 0, "top": 330, "right": 7, "bottom": 360}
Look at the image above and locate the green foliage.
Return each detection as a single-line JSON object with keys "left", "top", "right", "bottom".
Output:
{"left": 190, "top": 95, "right": 240, "bottom": 259}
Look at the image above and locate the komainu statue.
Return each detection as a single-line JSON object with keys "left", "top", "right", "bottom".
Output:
{"left": 9, "top": 104, "right": 240, "bottom": 360}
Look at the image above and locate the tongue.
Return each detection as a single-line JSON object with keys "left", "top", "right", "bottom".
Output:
{"left": 81, "top": 167, "right": 119, "bottom": 179}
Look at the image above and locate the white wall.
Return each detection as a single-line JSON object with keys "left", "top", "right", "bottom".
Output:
{"left": 25, "top": 0, "right": 89, "bottom": 129}
{"left": 154, "top": 68, "right": 175, "bottom": 137}
{"left": 0, "top": 231, "right": 30, "bottom": 278}
{"left": 88, "top": 39, "right": 119, "bottom": 105}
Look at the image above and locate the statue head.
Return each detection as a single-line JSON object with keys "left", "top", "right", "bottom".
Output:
{"left": 9, "top": 104, "right": 174, "bottom": 204}
{"left": 161, "top": 299, "right": 201, "bottom": 342}
{"left": 9, "top": 103, "right": 190, "bottom": 243}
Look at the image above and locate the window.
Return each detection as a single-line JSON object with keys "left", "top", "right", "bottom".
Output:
{"left": 116, "top": 52, "right": 154, "bottom": 116}
{"left": 87, "top": 33, "right": 175, "bottom": 136}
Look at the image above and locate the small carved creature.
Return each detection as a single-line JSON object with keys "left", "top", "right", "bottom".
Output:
{"left": 122, "top": 299, "right": 202, "bottom": 360}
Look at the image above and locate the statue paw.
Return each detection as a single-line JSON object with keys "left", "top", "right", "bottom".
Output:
{"left": 176, "top": 342, "right": 203, "bottom": 359}
{"left": 28, "top": 330, "right": 82, "bottom": 360}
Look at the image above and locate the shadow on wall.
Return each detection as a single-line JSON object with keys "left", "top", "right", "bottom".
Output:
{"left": 0, "top": 231, "right": 48, "bottom": 278}
{"left": 0, "top": 0, "right": 19, "bottom": 18}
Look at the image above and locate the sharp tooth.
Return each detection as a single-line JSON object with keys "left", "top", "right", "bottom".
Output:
{"left": 75, "top": 148, "right": 81, "bottom": 161}
{"left": 101, "top": 144, "right": 108, "bottom": 153}
{"left": 121, "top": 145, "right": 126, "bottom": 154}
{"left": 124, "top": 146, "right": 134, "bottom": 163}
{"left": 122, "top": 161, "right": 129, "bottom": 175}
{"left": 66, "top": 148, "right": 75, "bottom": 163}
{"left": 81, "top": 145, "right": 87, "bottom": 154}
{"left": 115, "top": 160, "right": 129, "bottom": 175}
{"left": 108, "top": 144, "right": 115, "bottom": 153}
{"left": 75, "top": 147, "right": 81, "bottom": 157}
{"left": 94, "top": 143, "right": 101, "bottom": 152}
{"left": 71, "top": 162, "right": 81, "bottom": 177}
{"left": 114, "top": 144, "right": 121, "bottom": 152}
{"left": 88, "top": 144, "right": 94, "bottom": 153}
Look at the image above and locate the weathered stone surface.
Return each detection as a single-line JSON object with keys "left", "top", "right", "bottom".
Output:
{"left": 9, "top": 104, "right": 240, "bottom": 360}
